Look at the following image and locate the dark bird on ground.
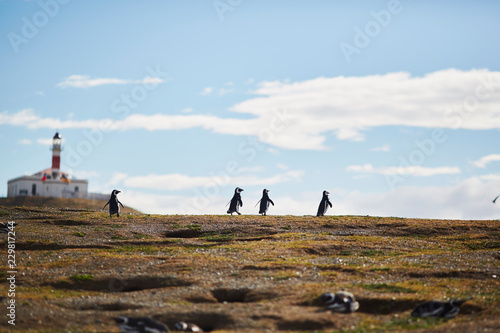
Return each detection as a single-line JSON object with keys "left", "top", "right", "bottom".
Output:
{"left": 493, "top": 194, "right": 500, "bottom": 203}
{"left": 103, "top": 189, "right": 124, "bottom": 217}
{"left": 0, "top": 222, "right": 16, "bottom": 234}
{"left": 411, "top": 299, "right": 469, "bottom": 318}
{"left": 0, "top": 224, "right": 9, "bottom": 234}
{"left": 173, "top": 321, "right": 203, "bottom": 332}
{"left": 227, "top": 187, "right": 244, "bottom": 215}
{"left": 114, "top": 316, "right": 169, "bottom": 333}
{"left": 319, "top": 291, "right": 360, "bottom": 313}
{"left": 316, "top": 190, "right": 333, "bottom": 216}
{"left": 256, "top": 189, "right": 274, "bottom": 216}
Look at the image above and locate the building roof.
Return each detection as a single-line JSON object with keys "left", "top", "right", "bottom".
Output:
{"left": 8, "top": 168, "right": 87, "bottom": 184}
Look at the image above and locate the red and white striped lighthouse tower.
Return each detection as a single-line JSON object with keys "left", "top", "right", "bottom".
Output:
{"left": 51, "top": 132, "right": 62, "bottom": 178}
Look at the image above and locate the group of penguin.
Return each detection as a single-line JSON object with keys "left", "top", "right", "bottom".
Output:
{"left": 105, "top": 188, "right": 500, "bottom": 218}
{"left": 103, "top": 188, "right": 333, "bottom": 217}
{"left": 104, "top": 188, "right": 472, "bottom": 332}
{"left": 226, "top": 188, "right": 332, "bottom": 216}
{"left": 113, "top": 292, "right": 469, "bottom": 332}
{"left": 319, "top": 291, "right": 469, "bottom": 318}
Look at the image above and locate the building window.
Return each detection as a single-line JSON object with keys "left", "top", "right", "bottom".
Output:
{"left": 75, "top": 186, "right": 79, "bottom": 192}
{"left": 32, "top": 184, "right": 36, "bottom": 196}
{"left": 20, "top": 189, "right": 28, "bottom": 196}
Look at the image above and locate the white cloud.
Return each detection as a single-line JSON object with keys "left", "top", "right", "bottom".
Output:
{"left": 473, "top": 154, "right": 500, "bottom": 168}
{"left": 337, "top": 176, "right": 500, "bottom": 219}
{"left": 57, "top": 74, "right": 165, "bottom": 88}
{"left": 36, "top": 138, "right": 53, "bottom": 146}
{"left": 371, "top": 144, "right": 390, "bottom": 152}
{"left": 121, "top": 170, "right": 303, "bottom": 191}
{"left": 346, "top": 163, "right": 461, "bottom": 177}
{"left": 117, "top": 177, "right": 500, "bottom": 219}
{"left": 276, "top": 163, "right": 289, "bottom": 170}
{"left": 218, "top": 87, "right": 234, "bottom": 96}
{"left": 4, "top": 69, "right": 500, "bottom": 151}
{"left": 479, "top": 173, "right": 500, "bottom": 181}
{"left": 200, "top": 87, "right": 213, "bottom": 96}
{"left": 181, "top": 107, "right": 194, "bottom": 113}
{"left": 18, "top": 138, "right": 31, "bottom": 145}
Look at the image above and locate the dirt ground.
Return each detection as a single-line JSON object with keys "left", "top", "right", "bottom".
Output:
{"left": 0, "top": 206, "right": 499, "bottom": 332}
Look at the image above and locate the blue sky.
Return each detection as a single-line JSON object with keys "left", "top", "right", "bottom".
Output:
{"left": 1, "top": 0, "right": 499, "bottom": 218}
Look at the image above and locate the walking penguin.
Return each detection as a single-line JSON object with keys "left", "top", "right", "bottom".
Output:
{"left": 103, "top": 189, "right": 124, "bottom": 217}
{"left": 316, "top": 190, "right": 332, "bottom": 216}
{"left": 227, "top": 187, "right": 244, "bottom": 215}
{"left": 256, "top": 189, "right": 274, "bottom": 216}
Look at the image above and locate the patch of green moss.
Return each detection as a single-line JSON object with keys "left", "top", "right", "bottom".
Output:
{"left": 359, "top": 283, "right": 416, "bottom": 293}
{"left": 70, "top": 274, "right": 94, "bottom": 282}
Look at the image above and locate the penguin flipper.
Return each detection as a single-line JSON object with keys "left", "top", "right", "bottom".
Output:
{"left": 269, "top": 199, "right": 274, "bottom": 206}
{"left": 118, "top": 200, "right": 124, "bottom": 208}
{"left": 254, "top": 199, "right": 261, "bottom": 208}
{"left": 103, "top": 201, "right": 110, "bottom": 210}
{"left": 328, "top": 200, "right": 333, "bottom": 208}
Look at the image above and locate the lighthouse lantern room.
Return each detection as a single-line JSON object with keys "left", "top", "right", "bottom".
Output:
{"left": 7, "top": 132, "right": 88, "bottom": 198}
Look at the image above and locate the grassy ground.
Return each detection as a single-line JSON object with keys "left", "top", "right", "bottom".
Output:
{"left": 0, "top": 206, "right": 498, "bottom": 332}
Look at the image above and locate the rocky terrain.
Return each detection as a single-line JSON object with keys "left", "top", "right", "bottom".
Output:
{"left": 0, "top": 205, "right": 498, "bottom": 332}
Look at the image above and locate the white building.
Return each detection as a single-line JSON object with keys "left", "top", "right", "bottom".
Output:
{"left": 7, "top": 133, "right": 88, "bottom": 198}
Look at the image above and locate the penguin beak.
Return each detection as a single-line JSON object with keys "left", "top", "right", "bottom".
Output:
{"left": 116, "top": 190, "right": 121, "bottom": 194}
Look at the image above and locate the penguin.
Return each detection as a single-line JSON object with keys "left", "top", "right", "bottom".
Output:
{"left": 227, "top": 187, "right": 243, "bottom": 215}
{"left": 114, "top": 316, "right": 169, "bottom": 333}
{"left": 103, "top": 189, "right": 124, "bottom": 217}
{"left": 256, "top": 189, "right": 274, "bottom": 216}
{"left": 411, "top": 299, "right": 469, "bottom": 318}
{"left": 316, "top": 190, "right": 333, "bottom": 216}
{"left": 173, "top": 321, "right": 203, "bottom": 332}
{"left": 0, "top": 223, "right": 9, "bottom": 234}
{"left": 319, "top": 291, "right": 360, "bottom": 313}
{"left": 0, "top": 221, "right": 16, "bottom": 234}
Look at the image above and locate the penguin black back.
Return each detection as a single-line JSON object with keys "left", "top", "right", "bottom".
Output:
{"left": 103, "top": 189, "right": 124, "bottom": 217}
{"left": 114, "top": 316, "right": 169, "bottom": 333}
{"left": 316, "top": 190, "right": 332, "bottom": 216}
{"left": 258, "top": 189, "right": 274, "bottom": 216}
{"left": 411, "top": 299, "right": 468, "bottom": 318}
{"left": 227, "top": 187, "right": 244, "bottom": 215}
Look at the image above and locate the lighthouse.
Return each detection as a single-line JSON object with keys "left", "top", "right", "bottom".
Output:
{"left": 51, "top": 132, "right": 62, "bottom": 179}
{"left": 7, "top": 132, "right": 88, "bottom": 198}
